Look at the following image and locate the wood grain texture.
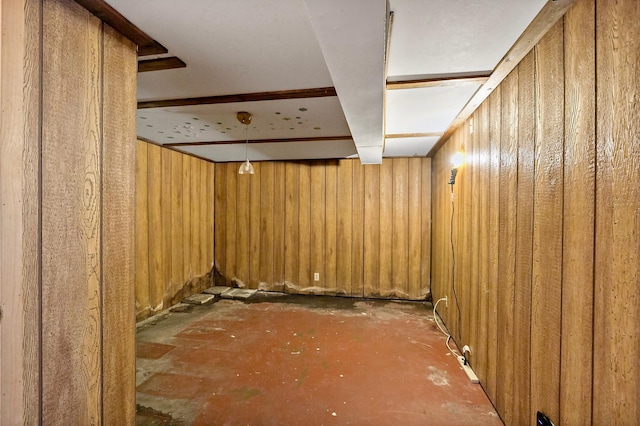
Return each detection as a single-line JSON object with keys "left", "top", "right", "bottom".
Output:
{"left": 496, "top": 70, "right": 518, "bottom": 423}
{"left": 284, "top": 163, "right": 299, "bottom": 289}
{"left": 297, "top": 162, "right": 312, "bottom": 291}
{"left": 101, "top": 23, "right": 136, "bottom": 425}
{"left": 161, "top": 148, "right": 172, "bottom": 306}
{"left": 485, "top": 88, "right": 501, "bottom": 404}
{"left": 475, "top": 101, "right": 490, "bottom": 388}
{"left": 214, "top": 163, "right": 227, "bottom": 283}
{"left": 379, "top": 160, "right": 394, "bottom": 296}
{"left": 530, "top": 21, "right": 564, "bottom": 422}
{"left": 200, "top": 159, "right": 210, "bottom": 276}
{"left": 135, "top": 155, "right": 150, "bottom": 315}
{"left": 147, "top": 143, "right": 164, "bottom": 312}
{"left": 466, "top": 115, "right": 480, "bottom": 374}
{"left": 351, "top": 161, "right": 365, "bottom": 297}
{"left": 170, "top": 150, "right": 184, "bottom": 298}
{"left": 336, "top": 160, "right": 354, "bottom": 295}
{"left": 19, "top": 0, "right": 43, "bottom": 421}
{"left": 0, "top": 0, "right": 40, "bottom": 421}
{"left": 325, "top": 161, "right": 338, "bottom": 292}
{"left": 207, "top": 162, "right": 215, "bottom": 277}
{"left": 392, "top": 158, "right": 409, "bottom": 298}
{"left": 273, "top": 162, "right": 286, "bottom": 290}
{"left": 512, "top": 50, "right": 535, "bottom": 426}
{"left": 408, "top": 158, "right": 422, "bottom": 299}
{"left": 363, "top": 164, "right": 380, "bottom": 297}
{"left": 310, "top": 163, "right": 326, "bottom": 292}
{"left": 41, "top": 1, "right": 102, "bottom": 421}
{"left": 420, "top": 158, "right": 431, "bottom": 297}
{"left": 259, "top": 162, "right": 275, "bottom": 288}
{"left": 190, "top": 157, "right": 202, "bottom": 280}
{"left": 249, "top": 162, "right": 261, "bottom": 288}
{"left": 560, "top": 1, "right": 595, "bottom": 424}
{"left": 594, "top": 0, "right": 640, "bottom": 423}
{"left": 182, "top": 154, "right": 192, "bottom": 279}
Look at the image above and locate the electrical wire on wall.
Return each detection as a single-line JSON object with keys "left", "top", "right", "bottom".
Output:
{"left": 432, "top": 151, "right": 465, "bottom": 361}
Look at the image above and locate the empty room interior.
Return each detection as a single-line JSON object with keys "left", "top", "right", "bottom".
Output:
{"left": 1, "top": 0, "right": 639, "bottom": 424}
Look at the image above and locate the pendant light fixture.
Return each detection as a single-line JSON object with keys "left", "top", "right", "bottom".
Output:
{"left": 237, "top": 111, "right": 255, "bottom": 175}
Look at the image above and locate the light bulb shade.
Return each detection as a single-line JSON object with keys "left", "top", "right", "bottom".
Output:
{"left": 238, "top": 159, "right": 255, "bottom": 175}
{"left": 451, "top": 151, "right": 465, "bottom": 168}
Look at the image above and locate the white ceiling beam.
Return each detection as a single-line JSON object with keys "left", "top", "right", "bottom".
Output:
{"left": 303, "top": 0, "right": 387, "bottom": 164}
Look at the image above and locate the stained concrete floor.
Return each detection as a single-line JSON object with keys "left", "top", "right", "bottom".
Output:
{"left": 136, "top": 292, "right": 503, "bottom": 425}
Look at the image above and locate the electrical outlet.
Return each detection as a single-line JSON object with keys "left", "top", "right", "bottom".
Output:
{"left": 314, "top": 272, "right": 320, "bottom": 281}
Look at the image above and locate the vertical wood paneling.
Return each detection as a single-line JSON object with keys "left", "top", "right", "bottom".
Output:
{"left": 467, "top": 115, "right": 480, "bottom": 375}
{"left": 170, "top": 151, "right": 184, "bottom": 299}
{"left": 420, "top": 158, "right": 431, "bottom": 296}
{"left": 298, "top": 162, "right": 312, "bottom": 290}
{"left": 225, "top": 164, "right": 237, "bottom": 284}
{"left": 379, "top": 160, "right": 393, "bottom": 296}
{"left": 260, "top": 162, "right": 275, "bottom": 288}
{"left": 41, "top": 1, "right": 102, "bottom": 420}
{"left": 594, "top": 0, "right": 640, "bottom": 423}
{"left": 284, "top": 163, "right": 299, "bottom": 289}
{"left": 147, "top": 144, "right": 163, "bottom": 311}
{"left": 249, "top": 163, "right": 261, "bottom": 288}
{"left": 496, "top": 71, "right": 518, "bottom": 422}
{"left": 512, "top": 50, "right": 535, "bottom": 426}
{"left": 182, "top": 155, "right": 192, "bottom": 278}
{"left": 135, "top": 141, "right": 150, "bottom": 318}
{"left": 207, "top": 162, "right": 215, "bottom": 274}
{"left": 310, "top": 163, "right": 326, "bottom": 291}
{"left": 199, "top": 159, "right": 209, "bottom": 274}
{"left": 214, "top": 163, "right": 227, "bottom": 282}
{"left": 273, "top": 162, "right": 286, "bottom": 290}
{"left": 363, "top": 164, "right": 380, "bottom": 296}
{"left": 561, "top": 3, "right": 595, "bottom": 424}
{"left": 336, "top": 160, "right": 353, "bottom": 295}
{"left": 101, "top": 24, "right": 136, "bottom": 425}
{"left": 392, "top": 158, "right": 409, "bottom": 297}
{"left": 408, "top": 158, "right": 422, "bottom": 299}
{"left": 530, "top": 21, "right": 564, "bottom": 422}
{"left": 161, "top": 149, "right": 172, "bottom": 306}
{"left": 486, "top": 88, "right": 501, "bottom": 403}
{"left": 475, "top": 101, "right": 490, "bottom": 388}
{"left": 190, "top": 157, "right": 201, "bottom": 278}
{"left": 325, "top": 161, "right": 338, "bottom": 292}
{"left": 235, "top": 166, "right": 249, "bottom": 287}
{"left": 351, "top": 161, "right": 365, "bottom": 297}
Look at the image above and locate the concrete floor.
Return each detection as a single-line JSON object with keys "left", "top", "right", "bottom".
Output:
{"left": 136, "top": 292, "right": 503, "bottom": 425}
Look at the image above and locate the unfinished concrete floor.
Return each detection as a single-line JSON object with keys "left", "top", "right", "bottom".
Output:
{"left": 136, "top": 292, "right": 502, "bottom": 425}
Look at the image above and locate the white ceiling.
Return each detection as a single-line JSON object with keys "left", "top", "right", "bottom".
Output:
{"left": 106, "top": 0, "right": 547, "bottom": 164}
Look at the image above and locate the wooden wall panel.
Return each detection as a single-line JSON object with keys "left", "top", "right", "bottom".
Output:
{"left": 134, "top": 142, "right": 214, "bottom": 317}
{"left": 101, "top": 24, "right": 136, "bottom": 425}
{"left": 430, "top": 1, "right": 639, "bottom": 424}
{"left": 351, "top": 161, "right": 365, "bottom": 297}
{"left": 3, "top": 0, "right": 136, "bottom": 421}
{"left": 594, "top": 0, "right": 640, "bottom": 423}
{"left": 259, "top": 162, "right": 275, "bottom": 288}
{"left": 147, "top": 144, "right": 164, "bottom": 312}
{"left": 41, "top": 3, "right": 103, "bottom": 420}
{"left": 224, "top": 163, "right": 237, "bottom": 285}
{"left": 336, "top": 160, "right": 354, "bottom": 295}
{"left": 214, "top": 163, "right": 227, "bottom": 284}
{"left": 512, "top": 50, "right": 535, "bottom": 426}
{"left": 182, "top": 155, "right": 192, "bottom": 278}
{"left": 284, "top": 163, "right": 299, "bottom": 289}
{"left": 214, "top": 158, "right": 431, "bottom": 300}
{"left": 249, "top": 162, "right": 261, "bottom": 288}
{"left": 135, "top": 141, "right": 150, "bottom": 318}
{"left": 363, "top": 164, "right": 380, "bottom": 296}
{"left": 530, "top": 21, "right": 564, "bottom": 421}
{"left": 170, "top": 151, "right": 184, "bottom": 299}
{"left": 496, "top": 71, "right": 518, "bottom": 422}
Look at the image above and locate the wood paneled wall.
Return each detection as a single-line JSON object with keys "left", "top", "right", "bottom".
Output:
{"left": 214, "top": 158, "right": 431, "bottom": 300}
{"left": 431, "top": 0, "right": 639, "bottom": 424}
{"left": 1, "top": 0, "right": 137, "bottom": 423}
{"left": 135, "top": 141, "right": 214, "bottom": 319}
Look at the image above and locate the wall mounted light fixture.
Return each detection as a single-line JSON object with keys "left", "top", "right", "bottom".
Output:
{"left": 448, "top": 151, "right": 464, "bottom": 185}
